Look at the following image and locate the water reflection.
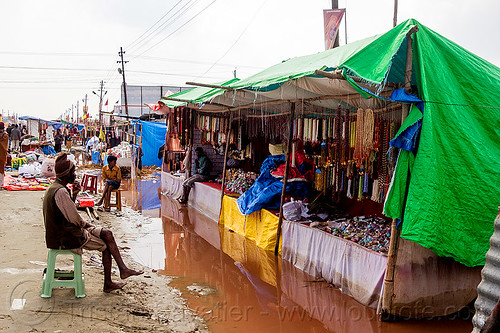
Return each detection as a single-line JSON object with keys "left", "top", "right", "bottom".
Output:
{"left": 119, "top": 175, "right": 162, "bottom": 217}
{"left": 127, "top": 195, "right": 472, "bottom": 333}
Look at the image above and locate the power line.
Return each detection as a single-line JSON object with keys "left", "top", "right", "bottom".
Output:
{"left": 0, "top": 65, "right": 110, "bottom": 72}
{"left": 132, "top": 0, "right": 218, "bottom": 58}
{"left": 195, "top": 0, "right": 269, "bottom": 80}
{"left": 0, "top": 51, "right": 112, "bottom": 57}
{"left": 126, "top": 0, "right": 184, "bottom": 50}
{"left": 128, "top": 0, "right": 203, "bottom": 55}
{"left": 133, "top": 55, "right": 264, "bottom": 69}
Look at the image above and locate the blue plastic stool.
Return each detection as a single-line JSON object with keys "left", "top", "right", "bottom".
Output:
{"left": 41, "top": 249, "right": 85, "bottom": 298}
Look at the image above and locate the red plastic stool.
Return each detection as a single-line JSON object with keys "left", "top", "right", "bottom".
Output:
{"left": 81, "top": 174, "right": 98, "bottom": 194}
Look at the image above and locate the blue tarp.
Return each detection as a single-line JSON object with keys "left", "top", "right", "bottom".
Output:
{"left": 236, "top": 154, "right": 312, "bottom": 215}
{"left": 19, "top": 116, "right": 61, "bottom": 127}
{"left": 237, "top": 155, "right": 285, "bottom": 215}
{"left": 132, "top": 120, "right": 167, "bottom": 167}
{"left": 136, "top": 177, "right": 162, "bottom": 211}
{"left": 41, "top": 145, "right": 56, "bottom": 155}
{"left": 92, "top": 151, "right": 100, "bottom": 164}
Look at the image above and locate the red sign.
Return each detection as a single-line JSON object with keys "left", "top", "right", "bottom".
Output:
{"left": 323, "top": 9, "right": 345, "bottom": 50}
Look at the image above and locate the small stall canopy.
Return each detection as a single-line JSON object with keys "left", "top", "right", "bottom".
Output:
{"left": 184, "top": 19, "right": 500, "bottom": 267}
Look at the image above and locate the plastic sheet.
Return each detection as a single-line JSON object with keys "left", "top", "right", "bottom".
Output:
{"left": 133, "top": 120, "right": 167, "bottom": 167}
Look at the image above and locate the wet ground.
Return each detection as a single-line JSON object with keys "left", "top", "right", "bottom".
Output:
{"left": 118, "top": 175, "right": 473, "bottom": 333}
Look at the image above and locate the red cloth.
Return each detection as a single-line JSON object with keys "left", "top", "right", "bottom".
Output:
{"left": 270, "top": 148, "right": 314, "bottom": 181}
{"left": 200, "top": 182, "right": 235, "bottom": 194}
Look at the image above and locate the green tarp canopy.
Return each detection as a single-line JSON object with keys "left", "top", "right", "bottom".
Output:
{"left": 203, "top": 18, "right": 499, "bottom": 267}
{"left": 386, "top": 20, "right": 500, "bottom": 267}
{"left": 160, "top": 78, "right": 239, "bottom": 109}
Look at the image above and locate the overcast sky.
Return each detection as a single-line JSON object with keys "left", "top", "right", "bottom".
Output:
{"left": 0, "top": 0, "right": 498, "bottom": 121}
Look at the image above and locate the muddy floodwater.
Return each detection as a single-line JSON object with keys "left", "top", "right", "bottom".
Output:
{"left": 122, "top": 176, "right": 472, "bottom": 333}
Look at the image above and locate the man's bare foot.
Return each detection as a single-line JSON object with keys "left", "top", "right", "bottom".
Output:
{"left": 104, "top": 281, "right": 126, "bottom": 293}
{"left": 120, "top": 268, "right": 144, "bottom": 279}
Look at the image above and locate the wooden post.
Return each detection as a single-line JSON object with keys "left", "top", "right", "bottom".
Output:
{"left": 186, "top": 109, "right": 195, "bottom": 179}
{"left": 381, "top": 218, "right": 399, "bottom": 319}
{"left": 401, "top": 25, "right": 419, "bottom": 123}
{"left": 381, "top": 25, "right": 418, "bottom": 320}
{"left": 219, "top": 112, "right": 233, "bottom": 217}
{"left": 275, "top": 102, "right": 295, "bottom": 256}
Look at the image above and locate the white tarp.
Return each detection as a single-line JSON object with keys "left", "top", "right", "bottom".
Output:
{"left": 27, "top": 119, "right": 39, "bottom": 137}
{"left": 161, "top": 171, "right": 221, "bottom": 221}
{"left": 282, "top": 221, "right": 387, "bottom": 308}
{"left": 161, "top": 171, "right": 184, "bottom": 200}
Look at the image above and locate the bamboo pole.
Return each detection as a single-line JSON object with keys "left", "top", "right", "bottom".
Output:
{"left": 380, "top": 24, "right": 418, "bottom": 320}
{"left": 380, "top": 218, "right": 399, "bottom": 319}
{"left": 401, "top": 25, "right": 419, "bottom": 123}
{"left": 186, "top": 109, "right": 195, "bottom": 179}
{"left": 185, "top": 81, "right": 235, "bottom": 90}
{"left": 275, "top": 102, "right": 295, "bottom": 256}
{"left": 219, "top": 112, "right": 233, "bottom": 219}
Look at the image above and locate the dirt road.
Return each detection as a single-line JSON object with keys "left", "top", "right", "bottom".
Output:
{"left": 0, "top": 189, "right": 207, "bottom": 332}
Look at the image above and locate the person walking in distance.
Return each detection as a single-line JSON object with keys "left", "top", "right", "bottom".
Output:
{"left": 54, "top": 128, "right": 64, "bottom": 153}
{"left": 10, "top": 124, "right": 21, "bottom": 152}
{"left": 0, "top": 123, "right": 10, "bottom": 188}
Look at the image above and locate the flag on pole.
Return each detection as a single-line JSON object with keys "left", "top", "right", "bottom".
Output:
{"left": 99, "top": 127, "right": 105, "bottom": 141}
{"left": 104, "top": 99, "right": 108, "bottom": 106}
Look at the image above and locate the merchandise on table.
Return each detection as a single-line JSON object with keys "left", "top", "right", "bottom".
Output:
{"left": 224, "top": 169, "right": 257, "bottom": 194}
{"left": 306, "top": 216, "right": 391, "bottom": 254}
{"left": 106, "top": 141, "right": 132, "bottom": 158}
{"left": 2, "top": 175, "right": 54, "bottom": 191}
{"left": 11, "top": 157, "right": 27, "bottom": 170}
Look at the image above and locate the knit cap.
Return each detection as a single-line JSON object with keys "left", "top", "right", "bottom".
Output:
{"left": 55, "top": 153, "right": 74, "bottom": 178}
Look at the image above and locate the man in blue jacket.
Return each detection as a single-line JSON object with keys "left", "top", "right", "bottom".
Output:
{"left": 179, "top": 147, "right": 211, "bottom": 204}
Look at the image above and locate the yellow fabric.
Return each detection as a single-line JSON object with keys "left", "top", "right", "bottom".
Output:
{"left": 220, "top": 220, "right": 280, "bottom": 287}
{"left": 102, "top": 164, "right": 122, "bottom": 181}
{"left": 99, "top": 128, "right": 105, "bottom": 141}
{"left": 219, "top": 195, "right": 281, "bottom": 254}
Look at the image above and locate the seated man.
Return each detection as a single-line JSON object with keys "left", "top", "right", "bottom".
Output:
{"left": 97, "top": 155, "right": 121, "bottom": 211}
{"left": 179, "top": 147, "right": 212, "bottom": 204}
{"left": 43, "top": 153, "right": 142, "bottom": 292}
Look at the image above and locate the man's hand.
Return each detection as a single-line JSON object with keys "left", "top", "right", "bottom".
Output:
{"left": 72, "top": 181, "right": 81, "bottom": 195}
{"left": 72, "top": 181, "right": 81, "bottom": 202}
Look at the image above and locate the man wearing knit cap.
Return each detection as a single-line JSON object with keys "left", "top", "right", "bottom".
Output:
{"left": 43, "top": 153, "right": 143, "bottom": 292}
{"left": 0, "top": 122, "right": 9, "bottom": 188}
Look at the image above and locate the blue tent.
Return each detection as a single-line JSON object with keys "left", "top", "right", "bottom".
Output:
{"left": 132, "top": 120, "right": 167, "bottom": 167}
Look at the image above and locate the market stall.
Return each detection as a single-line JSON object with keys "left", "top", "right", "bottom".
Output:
{"left": 159, "top": 19, "right": 499, "bottom": 318}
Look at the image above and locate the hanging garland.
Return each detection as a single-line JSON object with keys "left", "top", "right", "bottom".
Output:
{"left": 363, "top": 108, "right": 374, "bottom": 158}
{"left": 354, "top": 108, "right": 364, "bottom": 163}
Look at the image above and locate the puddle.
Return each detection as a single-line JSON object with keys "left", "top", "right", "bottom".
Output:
{"left": 85, "top": 172, "right": 162, "bottom": 217}
{"left": 125, "top": 195, "right": 472, "bottom": 333}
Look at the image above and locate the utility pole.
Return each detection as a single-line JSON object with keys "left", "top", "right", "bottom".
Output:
{"left": 93, "top": 80, "right": 106, "bottom": 133}
{"left": 118, "top": 47, "right": 129, "bottom": 119}
{"left": 71, "top": 104, "right": 74, "bottom": 122}
{"left": 76, "top": 100, "right": 79, "bottom": 123}
{"left": 393, "top": 0, "right": 398, "bottom": 27}
{"left": 118, "top": 47, "right": 135, "bottom": 178}
{"left": 331, "top": 0, "right": 340, "bottom": 48}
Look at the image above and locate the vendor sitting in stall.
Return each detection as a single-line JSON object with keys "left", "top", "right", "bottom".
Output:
{"left": 179, "top": 147, "right": 211, "bottom": 204}
{"left": 97, "top": 155, "right": 121, "bottom": 212}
